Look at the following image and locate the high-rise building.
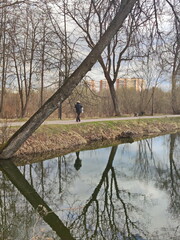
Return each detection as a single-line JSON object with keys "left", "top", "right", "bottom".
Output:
{"left": 115, "top": 78, "right": 146, "bottom": 91}
{"left": 86, "top": 79, "right": 100, "bottom": 92}
{"left": 86, "top": 78, "right": 146, "bottom": 92}
{"left": 99, "top": 79, "right": 109, "bottom": 92}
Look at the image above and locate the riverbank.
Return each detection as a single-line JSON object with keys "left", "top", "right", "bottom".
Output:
{"left": 5, "top": 116, "right": 179, "bottom": 164}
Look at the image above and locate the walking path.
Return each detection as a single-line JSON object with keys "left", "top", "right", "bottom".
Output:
{"left": 0, "top": 114, "right": 180, "bottom": 127}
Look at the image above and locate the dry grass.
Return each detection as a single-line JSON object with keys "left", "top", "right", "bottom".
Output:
{"left": 8, "top": 117, "right": 180, "bottom": 164}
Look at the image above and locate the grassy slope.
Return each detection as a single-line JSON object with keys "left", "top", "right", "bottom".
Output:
{"left": 10, "top": 117, "right": 180, "bottom": 164}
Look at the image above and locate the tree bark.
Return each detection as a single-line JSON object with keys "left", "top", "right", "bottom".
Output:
{"left": 0, "top": 7, "right": 8, "bottom": 117}
{"left": 108, "top": 81, "right": 121, "bottom": 116}
{"left": 0, "top": 0, "right": 137, "bottom": 159}
{"left": 98, "top": 56, "right": 121, "bottom": 116}
{"left": 171, "top": 75, "right": 180, "bottom": 114}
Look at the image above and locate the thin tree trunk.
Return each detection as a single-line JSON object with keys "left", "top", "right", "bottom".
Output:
{"left": 0, "top": 9, "right": 7, "bottom": 117}
{"left": 58, "top": 1, "right": 68, "bottom": 120}
{"left": 0, "top": 54, "right": 6, "bottom": 117}
{"left": 108, "top": 82, "right": 121, "bottom": 116}
{"left": 171, "top": 75, "right": 179, "bottom": 114}
{"left": 0, "top": 0, "right": 137, "bottom": 159}
{"left": 151, "top": 87, "right": 155, "bottom": 116}
{"left": 98, "top": 56, "right": 121, "bottom": 116}
{"left": 40, "top": 44, "right": 45, "bottom": 107}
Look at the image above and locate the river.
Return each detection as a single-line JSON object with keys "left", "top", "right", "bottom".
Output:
{"left": 0, "top": 132, "right": 179, "bottom": 240}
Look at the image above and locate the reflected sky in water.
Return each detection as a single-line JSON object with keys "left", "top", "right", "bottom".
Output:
{"left": 64, "top": 135, "right": 177, "bottom": 234}
{"left": 0, "top": 133, "right": 180, "bottom": 240}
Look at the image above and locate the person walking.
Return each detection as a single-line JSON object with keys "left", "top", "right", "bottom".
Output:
{"left": 75, "top": 101, "right": 83, "bottom": 122}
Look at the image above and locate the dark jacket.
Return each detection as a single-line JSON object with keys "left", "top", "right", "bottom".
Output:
{"left": 75, "top": 102, "right": 83, "bottom": 114}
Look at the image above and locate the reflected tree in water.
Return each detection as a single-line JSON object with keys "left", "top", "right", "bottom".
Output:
{"left": 0, "top": 170, "right": 35, "bottom": 240}
{"left": 134, "top": 135, "right": 180, "bottom": 213}
{"left": 133, "top": 139, "right": 156, "bottom": 180}
{"left": 0, "top": 160, "right": 76, "bottom": 240}
{"left": 1, "top": 134, "right": 180, "bottom": 240}
{"left": 153, "top": 133, "right": 180, "bottom": 239}
{"left": 0, "top": 152, "right": 82, "bottom": 239}
{"left": 162, "top": 133, "right": 180, "bottom": 217}
{"left": 169, "top": 133, "right": 180, "bottom": 210}
{"left": 133, "top": 134, "right": 180, "bottom": 239}
{"left": 68, "top": 146, "right": 147, "bottom": 240}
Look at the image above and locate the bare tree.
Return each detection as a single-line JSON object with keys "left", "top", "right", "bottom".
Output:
{"left": 38, "top": 14, "right": 48, "bottom": 108}
{"left": 171, "top": 19, "right": 180, "bottom": 114}
{"left": 151, "top": 0, "right": 180, "bottom": 114}
{"left": 45, "top": 0, "right": 77, "bottom": 119}
{"left": 0, "top": 5, "right": 9, "bottom": 117}
{"left": 0, "top": 0, "right": 137, "bottom": 159}
{"left": 67, "top": 0, "right": 170, "bottom": 116}
{"left": 8, "top": 4, "right": 41, "bottom": 117}
{"left": 66, "top": 0, "right": 146, "bottom": 116}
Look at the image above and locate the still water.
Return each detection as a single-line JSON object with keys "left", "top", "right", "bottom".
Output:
{"left": 0, "top": 132, "right": 180, "bottom": 240}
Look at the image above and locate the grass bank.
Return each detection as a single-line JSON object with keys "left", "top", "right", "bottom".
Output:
{"left": 8, "top": 116, "right": 180, "bottom": 164}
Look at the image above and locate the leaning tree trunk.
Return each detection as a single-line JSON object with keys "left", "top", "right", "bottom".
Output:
{"left": 0, "top": 0, "right": 137, "bottom": 159}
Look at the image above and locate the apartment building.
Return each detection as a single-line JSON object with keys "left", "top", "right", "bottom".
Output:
{"left": 115, "top": 78, "right": 146, "bottom": 91}
{"left": 87, "top": 78, "right": 146, "bottom": 92}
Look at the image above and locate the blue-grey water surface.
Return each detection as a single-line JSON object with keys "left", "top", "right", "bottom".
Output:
{"left": 0, "top": 132, "right": 179, "bottom": 240}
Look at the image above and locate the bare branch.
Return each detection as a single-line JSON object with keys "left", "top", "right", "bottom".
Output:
{"left": 0, "top": 0, "right": 25, "bottom": 9}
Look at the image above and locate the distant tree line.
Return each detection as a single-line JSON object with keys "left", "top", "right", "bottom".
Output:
{"left": 1, "top": 83, "right": 174, "bottom": 119}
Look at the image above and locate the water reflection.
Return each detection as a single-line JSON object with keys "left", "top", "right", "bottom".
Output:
{"left": 0, "top": 132, "right": 180, "bottom": 240}
{"left": 0, "top": 160, "right": 75, "bottom": 240}
{"left": 163, "top": 134, "right": 180, "bottom": 218}
{"left": 74, "top": 152, "right": 82, "bottom": 171}
{"left": 69, "top": 146, "right": 147, "bottom": 239}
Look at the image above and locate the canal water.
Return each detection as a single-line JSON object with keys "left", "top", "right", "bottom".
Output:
{"left": 0, "top": 132, "right": 179, "bottom": 240}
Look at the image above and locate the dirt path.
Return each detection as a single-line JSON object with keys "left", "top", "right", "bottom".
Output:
{"left": 1, "top": 114, "right": 180, "bottom": 127}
